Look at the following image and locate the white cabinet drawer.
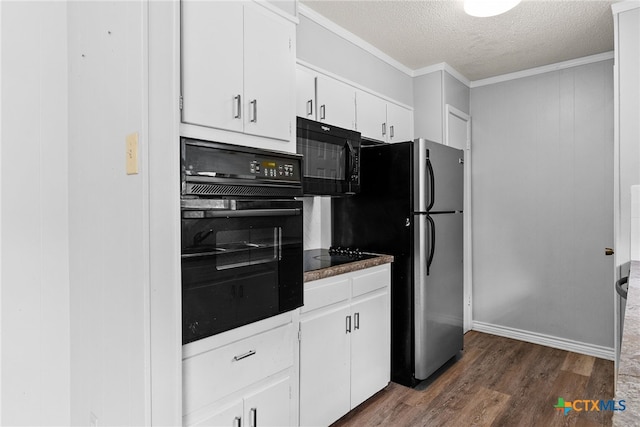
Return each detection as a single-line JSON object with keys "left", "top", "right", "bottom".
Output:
{"left": 183, "top": 323, "right": 294, "bottom": 415}
{"left": 352, "top": 265, "right": 391, "bottom": 297}
{"left": 301, "top": 276, "right": 350, "bottom": 314}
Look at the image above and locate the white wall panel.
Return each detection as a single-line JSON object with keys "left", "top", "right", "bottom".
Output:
{"left": 0, "top": 2, "right": 70, "bottom": 425}
{"left": 470, "top": 60, "right": 614, "bottom": 348}
{"left": 68, "top": 2, "right": 149, "bottom": 425}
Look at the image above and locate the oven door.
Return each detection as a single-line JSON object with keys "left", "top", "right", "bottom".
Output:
{"left": 181, "top": 200, "right": 303, "bottom": 344}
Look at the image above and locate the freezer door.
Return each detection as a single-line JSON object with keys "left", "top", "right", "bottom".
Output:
{"left": 413, "top": 139, "right": 464, "bottom": 213}
{"left": 413, "top": 212, "right": 463, "bottom": 380}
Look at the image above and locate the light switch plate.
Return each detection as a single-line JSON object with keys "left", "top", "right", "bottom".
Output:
{"left": 126, "top": 132, "right": 139, "bottom": 175}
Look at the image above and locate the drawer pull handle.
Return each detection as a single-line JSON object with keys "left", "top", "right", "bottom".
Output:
{"left": 250, "top": 408, "right": 257, "bottom": 427}
{"left": 233, "top": 350, "right": 256, "bottom": 361}
{"left": 234, "top": 416, "right": 242, "bottom": 427}
{"left": 346, "top": 315, "right": 352, "bottom": 333}
{"left": 354, "top": 312, "right": 360, "bottom": 330}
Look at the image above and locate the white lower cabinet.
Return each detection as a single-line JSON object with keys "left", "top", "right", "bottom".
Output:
{"left": 183, "top": 316, "right": 295, "bottom": 427}
{"left": 191, "top": 375, "right": 291, "bottom": 427}
{"left": 299, "top": 264, "right": 391, "bottom": 427}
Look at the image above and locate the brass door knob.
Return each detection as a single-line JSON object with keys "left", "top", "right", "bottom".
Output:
{"left": 605, "top": 247, "right": 614, "bottom": 256}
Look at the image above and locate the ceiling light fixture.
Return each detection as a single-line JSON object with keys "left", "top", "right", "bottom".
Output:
{"left": 464, "top": 0, "right": 522, "bottom": 17}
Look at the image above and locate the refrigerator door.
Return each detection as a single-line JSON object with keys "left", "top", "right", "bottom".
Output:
{"left": 413, "top": 212, "right": 463, "bottom": 380}
{"left": 413, "top": 139, "right": 464, "bottom": 213}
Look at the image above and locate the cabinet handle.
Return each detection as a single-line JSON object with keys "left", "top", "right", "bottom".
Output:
{"left": 390, "top": 125, "right": 394, "bottom": 139}
{"left": 233, "top": 350, "right": 256, "bottom": 361}
{"left": 382, "top": 122, "right": 387, "bottom": 136}
{"left": 234, "top": 416, "right": 242, "bottom": 427}
{"left": 250, "top": 408, "right": 257, "bottom": 427}
{"left": 346, "top": 315, "right": 352, "bottom": 333}
{"left": 250, "top": 99, "right": 257, "bottom": 123}
{"left": 234, "top": 94, "right": 241, "bottom": 119}
{"left": 307, "top": 99, "right": 313, "bottom": 116}
{"left": 320, "top": 104, "right": 326, "bottom": 120}
{"left": 354, "top": 312, "right": 360, "bottom": 330}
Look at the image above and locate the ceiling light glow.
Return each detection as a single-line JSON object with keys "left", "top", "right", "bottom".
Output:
{"left": 464, "top": 0, "right": 522, "bottom": 17}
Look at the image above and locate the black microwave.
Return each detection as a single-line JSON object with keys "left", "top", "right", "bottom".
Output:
{"left": 296, "top": 117, "right": 361, "bottom": 196}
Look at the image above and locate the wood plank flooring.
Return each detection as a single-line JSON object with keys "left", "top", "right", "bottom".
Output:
{"left": 331, "top": 331, "right": 614, "bottom": 427}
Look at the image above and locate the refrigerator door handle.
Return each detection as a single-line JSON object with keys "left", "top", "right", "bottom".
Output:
{"left": 427, "top": 215, "right": 435, "bottom": 275}
{"left": 426, "top": 157, "right": 435, "bottom": 212}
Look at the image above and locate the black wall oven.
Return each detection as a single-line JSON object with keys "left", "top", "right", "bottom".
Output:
{"left": 181, "top": 138, "right": 303, "bottom": 344}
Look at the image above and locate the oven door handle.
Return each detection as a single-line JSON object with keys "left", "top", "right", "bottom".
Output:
{"left": 204, "top": 208, "right": 301, "bottom": 218}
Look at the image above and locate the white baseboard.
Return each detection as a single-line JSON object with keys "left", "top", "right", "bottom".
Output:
{"left": 472, "top": 321, "right": 615, "bottom": 361}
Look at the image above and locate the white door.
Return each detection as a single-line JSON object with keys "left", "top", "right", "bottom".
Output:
{"left": 350, "top": 291, "right": 390, "bottom": 409}
{"left": 299, "top": 305, "right": 351, "bottom": 427}
{"left": 243, "top": 376, "right": 291, "bottom": 427}
{"left": 316, "top": 75, "right": 356, "bottom": 130}
{"left": 445, "top": 104, "right": 472, "bottom": 333}
{"left": 181, "top": 1, "right": 244, "bottom": 132}
{"left": 243, "top": 4, "right": 294, "bottom": 141}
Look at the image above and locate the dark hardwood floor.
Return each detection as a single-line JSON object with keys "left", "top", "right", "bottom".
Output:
{"left": 331, "top": 331, "right": 614, "bottom": 427}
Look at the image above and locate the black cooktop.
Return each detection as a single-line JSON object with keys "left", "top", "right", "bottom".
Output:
{"left": 303, "top": 247, "right": 378, "bottom": 273}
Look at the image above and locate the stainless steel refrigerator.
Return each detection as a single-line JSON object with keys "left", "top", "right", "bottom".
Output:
{"left": 332, "top": 138, "right": 463, "bottom": 386}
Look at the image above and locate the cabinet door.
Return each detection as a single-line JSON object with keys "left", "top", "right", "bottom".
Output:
{"left": 387, "top": 103, "right": 413, "bottom": 143}
{"left": 190, "top": 400, "right": 243, "bottom": 427}
{"left": 181, "top": 1, "right": 244, "bottom": 132}
{"left": 350, "top": 291, "right": 390, "bottom": 409}
{"left": 356, "top": 90, "right": 388, "bottom": 142}
{"left": 243, "top": 376, "right": 291, "bottom": 427}
{"left": 316, "top": 75, "right": 356, "bottom": 130}
{"left": 299, "top": 305, "right": 351, "bottom": 427}
{"left": 244, "top": 5, "right": 294, "bottom": 141}
{"left": 296, "top": 66, "right": 316, "bottom": 120}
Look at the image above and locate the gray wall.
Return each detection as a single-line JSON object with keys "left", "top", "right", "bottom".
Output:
{"left": 470, "top": 60, "right": 614, "bottom": 348}
{"left": 297, "top": 14, "right": 413, "bottom": 106}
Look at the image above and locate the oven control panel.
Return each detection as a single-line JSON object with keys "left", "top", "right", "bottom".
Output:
{"left": 250, "top": 159, "right": 297, "bottom": 180}
{"left": 181, "top": 138, "right": 303, "bottom": 197}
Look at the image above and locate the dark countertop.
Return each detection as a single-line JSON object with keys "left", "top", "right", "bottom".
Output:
{"left": 303, "top": 248, "right": 394, "bottom": 282}
{"left": 614, "top": 260, "right": 640, "bottom": 426}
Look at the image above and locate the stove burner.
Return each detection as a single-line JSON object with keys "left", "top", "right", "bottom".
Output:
{"left": 328, "top": 246, "right": 365, "bottom": 258}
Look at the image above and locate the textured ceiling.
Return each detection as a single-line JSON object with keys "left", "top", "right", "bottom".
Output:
{"left": 300, "top": 0, "right": 619, "bottom": 81}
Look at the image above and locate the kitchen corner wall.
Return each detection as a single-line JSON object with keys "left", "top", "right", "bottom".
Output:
{"left": 470, "top": 59, "right": 615, "bottom": 351}
{"left": 296, "top": 9, "right": 414, "bottom": 251}
{"left": 302, "top": 197, "right": 332, "bottom": 250}
{"left": 1, "top": 2, "right": 70, "bottom": 425}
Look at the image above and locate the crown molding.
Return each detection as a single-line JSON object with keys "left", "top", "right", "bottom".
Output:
{"left": 470, "top": 51, "right": 615, "bottom": 88}
{"left": 413, "top": 63, "right": 471, "bottom": 87}
{"left": 297, "top": 3, "right": 414, "bottom": 77}
{"left": 612, "top": 0, "right": 640, "bottom": 15}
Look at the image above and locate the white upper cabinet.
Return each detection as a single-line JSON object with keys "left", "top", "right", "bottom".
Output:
{"left": 296, "top": 66, "right": 316, "bottom": 120}
{"left": 355, "top": 90, "right": 387, "bottom": 141}
{"left": 181, "top": 1, "right": 294, "bottom": 142}
{"left": 181, "top": 1, "right": 244, "bottom": 133}
{"left": 316, "top": 74, "right": 356, "bottom": 130}
{"left": 356, "top": 89, "right": 413, "bottom": 143}
{"left": 386, "top": 102, "right": 414, "bottom": 143}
